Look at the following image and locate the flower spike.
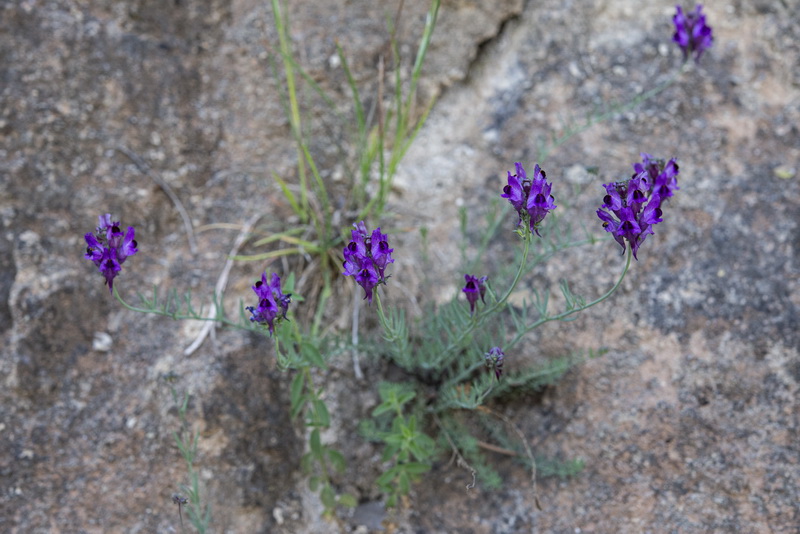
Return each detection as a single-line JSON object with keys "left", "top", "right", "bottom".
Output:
{"left": 342, "top": 221, "right": 394, "bottom": 304}
{"left": 501, "top": 162, "right": 556, "bottom": 236}
{"left": 597, "top": 155, "right": 679, "bottom": 259}
{"left": 673, "top": 5, "right": 713, "bottom": 63}
{"left": 485, "top": 347, "right": 505, "bottom": 380}
{"left": 246, "top": 272, "right": 291, "bottom": 335}
{"left": 83, "top": 214, "right": 138, "bottom": 293}
{"left": 462, "top": 274, "right": 488, "bottom": 315}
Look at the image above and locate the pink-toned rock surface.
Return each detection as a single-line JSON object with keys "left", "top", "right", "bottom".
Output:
{"left": 1, "top": 1, "right": 797, "bottom": 532}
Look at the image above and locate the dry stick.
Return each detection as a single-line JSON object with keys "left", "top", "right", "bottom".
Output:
{"left": 295, "top": 256, "right": 319, "bottom": 300}
{"left": 477, "top": 405, "right": 543, "bottom": 511}
{"left": 184, "top": 214, "right": 261, "bottom": 356}
{"left": 115, "top": 145, "right": 198, "bottom": 256}
{"left": 434, "top": 414, "right": 477, "bottom": 491}
{"left": 475, "top": 439, "right": 518, "bottom": 457}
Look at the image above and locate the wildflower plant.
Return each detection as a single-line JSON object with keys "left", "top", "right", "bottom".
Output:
{"left": 81, "top": 2, "right": 708, "bottom": 522}
{"left": 357, "top": 144, "right": 682, "bottom": 503}
{"left": 355, "top": 4, "right": 703, "bottom": 503}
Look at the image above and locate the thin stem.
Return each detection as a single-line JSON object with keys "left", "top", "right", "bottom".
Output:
{"left": 436, "top": 233, "right": 532, "bottom": 363}
{"left": 442, "top": 245, "right": 631, "bottom": 391}
{"left": 112, "top": 286, "right": 259, "bottom": 333}
{"left": 494, "top": 232, "right": 531, "bottom": 307}
{"left": 115, "top": 145, "right": 198, "bottom": 255}
{"left": 351, "top": 284, "right": 364, "bottom": 380}
{"left": 374, "top": 290, "right": 388, "bottom": 329}
{"left": 538, "top": 63, "right": 688, "bottom": 164}
{"left": 508, "top": 246, "right": 633, "bottom": 349}
{"left": 272, "top": 0, "right": 309, "bottom": 220}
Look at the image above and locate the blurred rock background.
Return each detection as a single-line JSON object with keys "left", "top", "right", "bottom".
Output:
{"left": 1, "top": 0, "right": 798, "bottom": 532}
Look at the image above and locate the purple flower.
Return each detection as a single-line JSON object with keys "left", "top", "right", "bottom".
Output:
{"left": 484, "top": 347, "right": 505, "bottom": 380}
{"left": 84, "top": 214, "right": 138, "bottom": 293}
{"left": 342, "top": 221, "right": 394, "bottom": 304}
{"left": 368, "top": 226, "right": 394, "bottom": 279}
{"left": 673, "top": 5, "right": 713, "bottom": 63}
{"left": 597, "top": 155, "right": 679, "bottom": 260}
{"left": 501, "top": 162, "right": 528, "bottom": 214}
{"left": 501, "top": 162, "right": 556, "bottom": 236}
{"left": 246, "top": 272, "right": 291, "bottom": 335}
{"left": 462, "top": 274, "right": 488, "bottom": 315}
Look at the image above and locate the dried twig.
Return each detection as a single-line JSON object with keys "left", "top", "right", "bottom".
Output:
{"left": 434, "top": 414, "right": 477, "bottom": 491}
{"left": 115, "top": 145, "right": 198, "bottom": 256}
{"left": 184, "top": 214, "right": 261, "bottom": 356}
{"left": 475, "top": 439, "right": 518, "bottom": 457}
{"left": 477, "top": 405, "right": 543, "bottom": 510}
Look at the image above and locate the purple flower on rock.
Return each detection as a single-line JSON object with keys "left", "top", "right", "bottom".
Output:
{"left": 597, "top": 154, "right": 679, "bottom": 260}
{"left": 246, "top": 272, "right": 291, "bottom": 335}
{"left": 462, "top": 274, "right": 488, "bottom": 315}
{"left": 673, "top": 5, "right": 713, "bottom": 63}
{"left": 342, "top": 221, "right": 394, "bottom": 304}
{"left": 84, "top": 214, "right": 138, "bottom": 293}
{"left": 501, "top": 162, "right": 556, "bottom": 236}
{"left": 484, "top": 347, "right": 505, "bottom": 380}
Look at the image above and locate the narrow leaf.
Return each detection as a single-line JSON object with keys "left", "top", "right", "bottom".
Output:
{"left": 403, "top": 461, "right": 431, "bottom": 475}
{"left": 312, "top": 399, "right": 330, "bottom": 427}
{"left": 320, "top": 484, "right": 336, "bottom": 508}
{"left": 290, "top": 372, "right": 304, "bottom": 413}
{"left": 338, "top": 493, "right": 358, "bottom": 508}
{"left": 309, "top": 428, "right": 323, "bottom": 457}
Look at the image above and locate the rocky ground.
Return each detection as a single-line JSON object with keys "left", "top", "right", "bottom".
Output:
{"left": 1, "top": 0, "right": 798, "bottom": 533}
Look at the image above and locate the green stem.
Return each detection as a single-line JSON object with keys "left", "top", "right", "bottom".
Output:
{"left": 374, "top": 290, "right": 388, "bottom": 329}
{"left": 440, "top": 361, "right": 485, "bottom": 395}
{"left": 494, "top": 231, "right": 531, "bottom": 307}
{"left": 436, "top": 232, "right": 532, "bottom": 363}
{"left": 508, "top": 246, "right": 633, "bottom": 348}
{"left": 272, "top": 0, "right": 309, "bottom": 221}
{"left": 112, "top": 286, "right": 259, "bottom": 333}
{"left": 441, "top": 247, "right": 632, "bottom": 393}
{"left": 538, "top": 63, "right": 688, "bottom": 164}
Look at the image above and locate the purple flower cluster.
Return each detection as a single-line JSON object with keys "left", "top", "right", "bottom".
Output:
{"left": 84, "top": 214, "right": 139, "bottom": 293}
{"left": 342, "top": 221, "right": 394, "bottom": 304}
{"left": 673, "top": 4, "right": 713, "bottom": 63}
{"left": 246, "top": 272, "right": 291, "bottom": 335}
{"left": 501, "top": 162, "right": 556, "bottom": 237}
{"left": 597, "top": 154, "right": 680, "bottom": 260}
{"left": 484, "top": 347, "right": 505, "bottom": 380}
{"left": 462, "top": 274, "right": 487, "bottom": 316}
